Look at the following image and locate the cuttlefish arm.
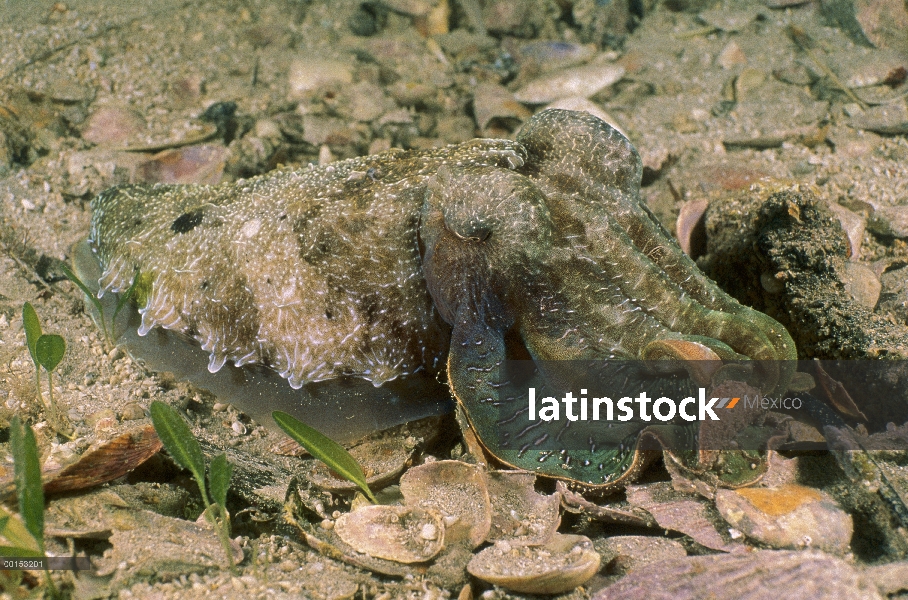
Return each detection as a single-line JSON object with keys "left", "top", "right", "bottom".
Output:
{"left": 419, "top": 109, "right": 797, "bottom": 488}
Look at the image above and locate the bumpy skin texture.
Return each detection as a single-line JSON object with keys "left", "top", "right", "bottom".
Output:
{"left": 90, "top": 139, "right": 525, "bottom": 388}
{"left": 88, "top": 109, "right": 796, "bottom": 488}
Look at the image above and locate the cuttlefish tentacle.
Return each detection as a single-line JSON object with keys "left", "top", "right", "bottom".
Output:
{"left": 515, "top": 109, "right": 797, "bottom": 392}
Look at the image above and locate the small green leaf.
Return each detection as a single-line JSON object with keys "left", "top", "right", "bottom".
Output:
{"left": 59, "top": 261, "right": 104, "bottom": 317}
{"left": 0, "top": 505, "right": 40, "bottom": 554}
{"left": 209, "top": 453, "right": 233, "bottom": 508}
{"left": 35, "top": 335, "right": 65, "bottom": 373}
{"left": 149, "top": 401, "right": 208, "bottom": 504}
{"left": 21, "top": 302, "right": 41, "bottom": 368}
{"left": 0, "top": 545, "right": 44, "bottom": 558}
{"left": 9, "top": 417, "right": 45, "bottom": 552}
{"left": 272, "top": 411, "right": 377, "bottom": 503}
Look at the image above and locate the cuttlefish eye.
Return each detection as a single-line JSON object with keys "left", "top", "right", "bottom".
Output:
{"left": 419, "top": 164, "right": 556, "bottom": 330}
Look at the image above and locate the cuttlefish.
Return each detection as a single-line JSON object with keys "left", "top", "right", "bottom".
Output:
{"left": 75, "top": 109, "right": 796, "bottom": 490}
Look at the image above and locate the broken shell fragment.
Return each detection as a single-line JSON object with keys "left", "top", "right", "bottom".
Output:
{"left": 715, "top": 484, "right": 853, "bottom": 555}
{"left": 486, "top": 470, "right": 561, "bottom": 545}
{"left": 335, "top": 505, "right": 445, "bottom": 563}
{"left": 307, "top": 437, "right": 413, "bottom": 494}
{"left": 467, "top": 533, "right": 601, "bottom": 595}
{"left": 514, "top": 64, "right": 625, "bottom": 104}
{"left": 400, "top": 460, "right": 491, "bottom": 548}
{"left": 593, "top": 550, "right": 878, "bottom": 600}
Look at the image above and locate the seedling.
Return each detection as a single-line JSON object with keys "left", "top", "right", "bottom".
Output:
{"left": 22, "top": 302, "right": 66, "bottom": 417}
{"left": 7, "top": 416, "right": 58, "bottom": 597}
{"left": 149, "top": 401, "right": 236, "bottom": 571}
{"left": 60, "top": 262, "right": 139, "bottom": 347}
{"left": 272, "top": 411, "right": 377, "bottom": 503}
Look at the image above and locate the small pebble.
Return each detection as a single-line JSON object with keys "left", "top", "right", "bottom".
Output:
{"left": 287, "top": 58, "right": 354, "bottom": 99}
{"left": 420, "top": 523, "right": 438, "bottom": 540}
{"left": 842, "top": 261, "right": 881, "bottom": 309}
{"left": 82, "top": 106, "right": 144, "bottom": 146}
{"left": 120, "top": 402, "right": 146, "bottom": 421}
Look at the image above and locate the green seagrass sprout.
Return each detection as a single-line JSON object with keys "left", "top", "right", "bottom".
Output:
{"left": 149, "top": 401, "right": 236, "bottom": 572}
{"left": 22, "top": 302, "right": 65, "bottom": 419}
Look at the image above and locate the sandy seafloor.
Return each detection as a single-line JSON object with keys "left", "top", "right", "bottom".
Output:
{"left": 2, "top": 0, "right": 908, "bottom": 597}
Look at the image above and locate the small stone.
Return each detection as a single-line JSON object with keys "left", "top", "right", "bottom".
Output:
{"left": 348, "top": 7, "right": 378, "bottom": 36}
{"left": 842, "top": 261, "right": 881, "bottom": 309}
{"left": 867, "top": 203, "right": 908, "bottom": 239}
{"left": 472, "top": 83, "right": 532, "bottom": 131}
{"left": 879, "top": 266, "right": 908, "bottom": 324}
{"left": 848, "top": 102, "right": 908, "bottom": 135}
{"left": 760, "top": 272, "right": 785, "bottom": 294}
{"left": 515, "top": 41, "right": 597, "bottom": 73}
{"left": 279, "top": 559, "right": 296, "bottom": 572}
{"left": 482, "top": 0, "right": 534, "bottom": 35}
{"left": 338, "top": 82, "right": 396, "bottom": 123}
{"left": 698, "top": 8, "right": 759, "bottom": 32}
{"left": 120, "top": 402, "right": 145, "bottom": 421}
{"left": 717, "top": 41, "right": 747, "bottom": 69}
{"left": 420, "top": 523, "right": 438, "bottom": 540}
{"left": 715, "top": 484, "right": 853, "bottom": 554}
{"left": 136, "top": 145, "right": 227, "bottom": 185}
{"left": 86, "top": 409, "right": 117, "bottom": 428}
{"left": 82, "top": 106, "right": 144, "bottom": 146}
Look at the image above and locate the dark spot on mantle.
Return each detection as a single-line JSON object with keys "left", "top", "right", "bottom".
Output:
{"left": 171, "top": 209, "right": 204, "bottom": 234}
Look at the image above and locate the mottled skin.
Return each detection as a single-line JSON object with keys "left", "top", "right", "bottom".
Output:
{"left": 88, "top": 110, "right": 796, "bottom": 489}
{"left": 90, "top": 139, "right": 524, "bottom": 388}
